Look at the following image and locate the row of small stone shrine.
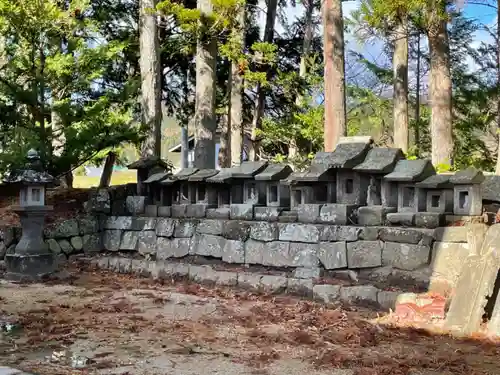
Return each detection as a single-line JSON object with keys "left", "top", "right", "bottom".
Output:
{"left": 128, "top": 137, "right": 485, "bottom": 227}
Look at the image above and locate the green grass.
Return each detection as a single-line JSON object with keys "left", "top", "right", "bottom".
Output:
{"left": 73, "top": 170, "right": 137, "bottom": 188}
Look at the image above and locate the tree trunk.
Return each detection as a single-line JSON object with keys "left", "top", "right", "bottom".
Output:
{"left": 427, "top": 3, "right": 453, "bottom": 167}
{"left": 415, "top": 33, "right": 421, "bottom": 157}
{"left": 289, "top": 0, "right": 315, "bottom": 159}
{"left": 495, "top": 0, "right": 500, "bottom": 175}
{"left": 323, "top": 0, "right": 346, "bottom": 152}
{"left": 392, "top": 14, "right": 409, "bottom": 153}
{"left": 218, "top": 113, "right": 230, "bottom": 167}
{"left": 193, "top": 0, "right": 218, "bottom": 169}
{"left": 139, "top": 0, "right": 162, "bottom": 158}
{"left": 229, "top": 3, "right": 245, "bottom": 166}
{"left": 247, "top": 0, "right": 278, "bottom": 161}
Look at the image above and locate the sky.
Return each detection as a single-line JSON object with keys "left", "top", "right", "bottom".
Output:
{"left": 258, "top": 0, "right": 498, "bottom": 75}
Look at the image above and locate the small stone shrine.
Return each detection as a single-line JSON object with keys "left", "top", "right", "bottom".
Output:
{"left": 384, "top": 159, "right": 436, "bottom": 226}
{"left": 3, "top": 149, "right": 57, "bottom": 280}
{"left": 161, "top": 167, "right": 199, "bottom": 217}
{"left": 127, "top": 156, "right": 171, "bottom": 196}
{"left": 449, "top": 167, "right": 485, "bottom": 216}
{"left": 355, "top": 147, "right": 405, "bottom": 226}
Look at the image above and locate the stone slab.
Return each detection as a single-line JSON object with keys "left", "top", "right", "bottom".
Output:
{"left": 222, "top": 239, "right": 245, "bottom": 263}
{"left": 297, "top": 204, "right": 321, "bottom": 223}
{"left": 156, "top": 218, "right": 175, "bottom": 237}
{"left": 387, "top": 212, "right": 415, "bottom": 226}
{"left": 190, "top": 234, "right": 224, "bottom": 258}
{"left": 313, "top": 284, "right": 341, "bottom": 303}
{"left": 103, "top": 230, "right": 122, "bottom": 251}
{"left": 318, "top": 241, "right": 347, "bottom": 269}
{"left": 196, "top": 219, "right": 224, "bottom": 235}
{"left": 357, "top": 206, "right": 396, "bottom": 226}
{"left": 250, "top": 222, "right": 279, "bottom": 242}
{"left": 137, "top": 231, "right": 157, "bottom": 255}
{"left": 157, "top": 237, "right": 190, "bottom": 259}
{"left": 230, "top": 204, "right": 253, "bottom": 220}
{"left": 383, "top": 242, "right": 430, "bottom": 271}
{"left": 289, "top": 242, "right": 319, "bottom": 268}
{"left": 434, "top": 226, "right": 468, "bottom": 243}
{"left": 415, "top": 212, "right": 445, "bottom": 229}
{"left": 318, "top": 204, "right": 357, "bottom": 225}
{"left": 174, "top": 220, "right": 197, "bottom": 238}
{"left": 430, "top": 241, "right": 470, "bottom": 294}
{"left": 340, "top": 285, "right": 379, "bottom": 305}
{"left": 222, "top": 221, "right": 250, "bottom": 241}
{"left": 278, "top": 223, "right": 319, "bottom": 243}
{"left": 346, "top": 241, "right": 382, "bottom": 268}
{"left": 254, "top": 207, "right": 282, "bottom": 221}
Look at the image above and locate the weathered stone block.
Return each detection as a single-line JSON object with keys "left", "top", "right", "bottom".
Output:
{"left": 189, "top": 265, "right": 217, "bottom": 283}
{"left": 186, "top": 204, "right": 207, "bottom": 218}
{"left": 120, "top": 231, "right": 138, "bottom": 250}
{"left": 87, "top": 188, "right": 111, "bottom": 214}
{"left": 318, "top": 242, "right": 347, "bottom": 269}
{"left": 137, "top": 231, "right": 157, "bottom": 255}
{"left": 260, "top": 275, "right": 287, "bottom": 293}
{"left": 387, "top": 212, "right": 415, "bottom": 226}
{"left": 131, "top": 217, "right": 156, "bottom": 231}
{"left": 108, "top": 257, "right": 120, "bottom": 271}
{"left": 190, "top": 234, "right": 225, "bottom": 258}
{"left": 318, "top": 204, "right": 358, "bottom": 225}
{"left": 222, "top": 220, "right": 250, "bottom": 241}
{"left": 319, "top": 225, "right": 360, "bottom": 242}
{"left": 346, "top": 241, "right": 382, "bottom": 268}
{"left": 78, "top": 217, "right": 99, "bottom": 235}
{"left": 254, "top": 207, "right": 281, "bottom": 221}
{"left": 430, "top": 241, "right": 470, "bottom": 292}
{"left": 340, "top": 285, "right": 379, "bottom": 305}
{"left": 215, "top": 271, "right": 238, "bottom": 286}
{"left": 279, "top": 223, "right": 319, "bottom": 243}
{"left": 96, "top": 256, "right": 109, "bottom": 269}
{"left": 158, "top": 206, "right": 171, "bottom": 217}
{"left": 415, "top": 212, "right": 445, "bottom": 229}
{"left": 45, "top": 219, "right": 80, "bottom": 238}
{"left": 174, "top": 220, "right": 197, "bottom": 238}
{"left": 357, "top": 206, "right": 396, "bottom": 226}
{"left": 377, "top": 290, "right": 400, "bottom": 310}
{"left": 383, "top": 242, "right": 430, "bottom": 271}
{"left": 70, "top": 236, "right": 83, "bottom": 251}
{"left": 171, "top": 204, "right": 188, "bottom": 218}
{"left": 250, "top": 222, "right": 278, "bottom": 242}
{"left": 47, "top": 238, "right": 61, "bottom": 253}
{"left": 245, "top": 239, "right": 290, "bottom": 267}
{"left": 157, "top": 237, "right": 190, "bottom": 259}
{"left": 118, "top": 257, "right": 132, "bottom": 273}
{"left": 379, "top": 227, "right": 424, "bottom": 244}
{"left": 313, "top": 284, "right": 341, "bottom": 303}
{"left": 222, "top": 239, "right": 245, "bottom": 263}
{"left": 297, "top": 204, "right": 321, "bottom": 223}
{"left": 287, "top": 278, "right": 313, "bottom": 297}
{"left": 359, "top": 227, "right": 379, "bottom": 241}
{"left": 197, "top": 219, "right": 223, "bottom": 235}
{"left": 58, "top": 239, "right": 73, "bottom": 254}
{"left": 230, "top": 204, "right": 253, "bottom": 220}
{"left": 289, "top": 242, "right": 319, "bottom": 268}
{"left": 0, "top": 227, "right": 15, "bottom": 248}
{"left": 156, "top": 218, "right": 175, "bottom": 237}
{"left": 131, "top": 259, "right": 151, "bottom": 277}
{"left": 126, "top": 196, "right": 146, "bottom": 215}
{"left": 434, "top": 226, "right": 468, "bottom": 243}
{"left": 104, "top": 230, "right": 121, "bottom": 251}
{"left": 145, "top": 204, "right": 158, "bottom": 217}
{"left": 206, "top": 208, "right": 230, "bottom": 219}
{"left": 294, "top": 267, "right": 321, "bottom": 279}
{"left": 82, "top": 234, "right": 100, "bottom": 253}
{"left": 238, "top": 272, "right": 262, "bottom": 289}
{"left": 104, "top": 216, "right": 132, "bottom": 231}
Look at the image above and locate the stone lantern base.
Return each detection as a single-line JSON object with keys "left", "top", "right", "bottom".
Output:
{"left": 4, "top": 206, "right": 56, "bottom": 281}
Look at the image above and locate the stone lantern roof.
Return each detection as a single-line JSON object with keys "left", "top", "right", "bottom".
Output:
{"left": 3, "top": 149, "right": 54, "bottom": 186}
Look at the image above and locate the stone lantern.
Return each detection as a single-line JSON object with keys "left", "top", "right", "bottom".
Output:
{"left": 3, "top": 149, "right": 56, "bottom": 280}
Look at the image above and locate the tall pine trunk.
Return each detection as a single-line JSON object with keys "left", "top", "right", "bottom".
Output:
{"left": 229, "top": 3, "right": 245, "bottom": 166}
{"left": 139, "top": 0, "right": 162, "bottom": 158}
{"left": 323, "top": 0, "right": 346, "bottom": 152}
{"left": 248, "top": 0, "right": 278, "bottom": 161}
{"left": 495, "top": 0, "right": 500, "bottom": 174}
{"left": 392, "top": 14, "right": 409, "bottom": 153}
{"left": 289, "top": 0, "right": 315, "bottom": 159}
{"left": 194, "top": 0, "right": 218, "bottom": 168}
{"left": 427, "top": 2, "right": 453, "bottom": 167}
{"left": 415, "top": 33, "right": 421, "bottom": 156}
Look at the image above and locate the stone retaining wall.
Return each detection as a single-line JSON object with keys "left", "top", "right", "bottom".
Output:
{"left": 0, "top": 213, "right": 473, "bottom": 305}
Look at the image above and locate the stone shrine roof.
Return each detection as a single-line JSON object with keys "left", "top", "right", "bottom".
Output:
{"left": 353, "top": 148, "right": 404, "bottom": 174}
{"left": 143, "top": 172, "right": 171, "bottom": 184}
{"left": 3, "top": 149, "right": 54, "bottom": 186}
{"left": 449, "top": 167, "right": 485, "bottom": 185}
{"left": 284, "top": 164, "right": 331, "bottom": 184}
{"left": 231, "top": 161, "right": 268, "bottom": 178}
{"left": 161, "top": 168, "right": 199, "bottom": 184}
{"left": 255, "top": 164, "right": 293, "bottom": 181}
{"left": 127, "top": 156, "right": 171, "bottom": 170}
{"left": 188, "top": 169, "right": 219, "bottom": 182}
{"left": 383, "top": 159, "right": 436, "bottom": 182}
{"left": 416, "top": 174, "right": 453, "bottom": 189}
{"left": 312, "top": 142, "right": 371, "bottom": 169}
{"left": 481, "top": 175, "right": 500, "bottom": 202}
{"left": 205, "top": 167, "right": 235, "bottom": 183}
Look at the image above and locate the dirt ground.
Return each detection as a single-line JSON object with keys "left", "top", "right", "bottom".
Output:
{"left": 0, "top": 262, "right": 499, "bottom": 375}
